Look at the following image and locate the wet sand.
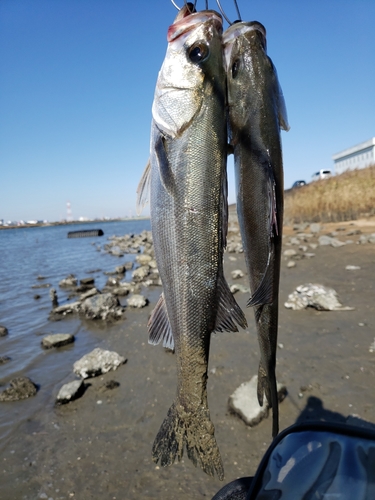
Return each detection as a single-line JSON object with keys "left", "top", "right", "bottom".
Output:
{"left": 1, "top": 219, "right": 375, "bottom": 499}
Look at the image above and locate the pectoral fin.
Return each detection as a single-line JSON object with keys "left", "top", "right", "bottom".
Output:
{"left": 148, "top": 293, "right": 174, "bottom": 351}
{"left": 214, "top": 270, "right": 247, "bottom": 333}
{"left": 153, "top": 127, "right": 175, "bottom": 197}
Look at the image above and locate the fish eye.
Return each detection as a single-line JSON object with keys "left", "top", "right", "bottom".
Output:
{"left": 188, "top": 43, "right": 209, "bottom": 63}
{"left": 231, "top": 59, "right": 240, "bottom": 79}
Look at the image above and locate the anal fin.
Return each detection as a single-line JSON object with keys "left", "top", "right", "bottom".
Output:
{"left": 148, "top": 293, "right": 174, "bottom": 351}
{"left": 247, "top": 252, "right": 274, "bottom": 307}
{"left": 214, "top": 270, "right": 247, "bottom": 333}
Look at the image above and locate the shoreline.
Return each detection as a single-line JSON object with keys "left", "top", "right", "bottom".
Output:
{"left": 0, "top": 217, "right": 150, "bottom": 231}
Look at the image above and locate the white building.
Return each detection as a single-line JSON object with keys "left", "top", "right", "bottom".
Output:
{"left": 332, "top": 137, "right": 375, "bottom": 175}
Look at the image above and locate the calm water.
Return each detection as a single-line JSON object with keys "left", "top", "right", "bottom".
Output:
{"left": 0, "top": 219, "right": 150, "bottom": 442}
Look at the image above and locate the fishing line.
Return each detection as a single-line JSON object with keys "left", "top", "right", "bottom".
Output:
{"left": 171, "top": 0, "right": 197, "bottom": 10}
{"left": 216, "top": 0, "right": 242, "bottom": 24}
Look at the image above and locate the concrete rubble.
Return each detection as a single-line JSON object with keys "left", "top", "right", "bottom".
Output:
{"left": 73, "top": 348, "right": 127, "bottom": 379}
{"left": 228, "top": 375, "right": 287, "bottom": 427}
{"left": 284, "top": 283, "right": 355, "bottom": 311}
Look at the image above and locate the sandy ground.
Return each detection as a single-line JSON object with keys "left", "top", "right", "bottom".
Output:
{"left": 1, "top": 219, "right": 375, "bottom": 499}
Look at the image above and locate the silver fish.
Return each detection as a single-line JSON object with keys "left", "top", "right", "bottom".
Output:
{"left": 137, "top": 7, "right": 247, "bottom": 479}
{"left": 223, "top": 21, "right": 289, "bottom": 438}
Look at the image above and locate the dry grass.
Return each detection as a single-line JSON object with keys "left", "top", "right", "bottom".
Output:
{"left": 284, "top": 165, "right": 375, "bottom": 223}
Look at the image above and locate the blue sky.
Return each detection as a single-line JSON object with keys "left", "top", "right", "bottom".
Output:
{"left": 1, "top": 0, "right": 374, "bottom": 222}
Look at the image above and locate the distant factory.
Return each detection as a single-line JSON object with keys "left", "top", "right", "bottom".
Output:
{"left": 332, "top": 137, "right": 375, "bottom": 175}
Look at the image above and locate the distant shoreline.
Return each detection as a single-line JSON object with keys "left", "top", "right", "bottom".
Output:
{"left": 0, "top": 217, "right": 150, "bottom": 231}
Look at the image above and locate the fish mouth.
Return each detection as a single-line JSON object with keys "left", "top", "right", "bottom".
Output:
{"left": 222, "top": 21, "right": 267, "bottom": 70}
{"left": 222, "top": 20, "right": 266, "bottom": 44}
{"left": 167, "top": 11, "right": 223, "bottom": 43}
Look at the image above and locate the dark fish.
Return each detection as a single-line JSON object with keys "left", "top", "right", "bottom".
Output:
{"left": 137, "top": 7, "right": 247, "bottom": 479}
{"left": 223, "top": 21, "right": 289, "bottom": 438}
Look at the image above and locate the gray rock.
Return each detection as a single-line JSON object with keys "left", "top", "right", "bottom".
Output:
{"left": 368, "top": 233, "right": 375, "bottom": 244}
{"left": 127, "top": 294, "right": 148, "bottom": 308}
{"left": 283, "top": 249, "right": 297, "bottom": 257}
{"left": 318, "top": 235, "right": 345, "bottom": 247}
{"left": 0, "top": 355, "right": 11, "bottom": 364}
{"left": 228, "top": 376, "right": 287, "bottom": 427}
{"left": 80, "top": 293, "right": 125, "bottom": 320}
{"left": 99, "top": 380, "right": 120, "bottom": 392}
{"left": 310, "top": 223, "right": 321, "bottom": 234}
{"left": 293, "top": 223, "right": 309, "bottom": 231}
{"left": 80, "top": 287, "right": 99, "bottom": 301}
{"left": 111, "top": 286, "right": 130, "bottom": 296}
{"left": 309, "top": 243, "right": 318, "bottom": 250}
{"left": 132, "top": 265, "right": 150, "bottom": 282}
{"left": 230, "top": 284, "right": 251, "bottom": 294}
{"left": 284, "top": 283, "right": 355, "bottom": 311}
{"left": 41, "top": 333, "right": 75, "bottom": 349}
{"left": 0, "top": 377, "right": 37, "bottom": 401}
{"left": 0, "top": 325, "right": 9, "bottom": 337}
{"left": 51, "top": 301, "right": 81, "bottom": 316}
{"left": 49, "top": 288, "right": 58, "bottom": 308}
{"left": 358, "top": 235, "right": 369, "bottom": 244}
{"left": 304, "top": 253, "right": 315, "bottom": 258}
{"left": 105, "top": 277, "right": 120, "bottom": 287}
{"left": 114, "top": 265, "right": 126, "bottom": 274}
{"left": 231, "top": 269, "right": 245, "bottom": 279}
{"left": 345, "top": 265, "right": 361, "bottom": 270}
{"left": 56, "top": 379, "right": 85, "bottom": 404}
{"left": 136, "top": 254, "right": 152, "bottom": 265}
{"left": 287, "top": 260, "right": 296, "bottom": 268}
{"left": 297, "top": 233, "right": 313, "bottom": 239}
{"left": 346, "top": 229, "right": 361, "bottom": 236}
{"left": 109, "top": 246, "right": 124, "bottom": 257}
{"left": 80, "top": 277, "right": 95, "bottom": 286}
{"left": 299, "top": 245, "right": 308, "bottom": 252}
{"left": 59, "top": 275, "right": 78, "bottom": 288}
{"left": 289, "top": 237, "right": 300, "bottom": 245}
{"left": 73, "top": 348, "right": 126, "bottom": 379}
{"left": 124, "top": 261, "right": 134, "bottom": 271}
{"left": 31, "top": 283, "right": 51, "bottom": 289}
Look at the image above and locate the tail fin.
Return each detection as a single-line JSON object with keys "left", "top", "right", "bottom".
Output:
{"left": 152, "top": 402, "right": 224, "bottom": 480}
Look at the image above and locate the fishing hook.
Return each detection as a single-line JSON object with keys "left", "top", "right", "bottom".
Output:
{"left": 216, "top": 0, "right": 242, "bottom": 24}
{"left": 170, "top": 0, "right": 197, "bottom": 11}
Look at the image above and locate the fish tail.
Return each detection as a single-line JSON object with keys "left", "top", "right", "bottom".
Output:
{"left": 257, "top": 364, "right": 279, "bottom": 438}
{"left": 152, "top": 402, "right": 224, "bottom": 480}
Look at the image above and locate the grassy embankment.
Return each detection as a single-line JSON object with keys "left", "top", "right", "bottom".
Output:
{"left": 284, "top": 164, "right": 375, "bottom": 224}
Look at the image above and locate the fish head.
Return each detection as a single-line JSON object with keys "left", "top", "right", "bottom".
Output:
{"left": 152, "top": 10, "right": 224, "bottom": 138}
{"left": 223, "top": 22, "right": 269, "bottom": 135}
{"left": 223, "top": 21, "right": 289, "bottom": 134}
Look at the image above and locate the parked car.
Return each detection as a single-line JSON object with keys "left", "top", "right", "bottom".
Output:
{"left": 292, "top": 180, "right": 306, "bottom": 188}
{"left": 311, "top": 169, "right": 332, "bottom": 181}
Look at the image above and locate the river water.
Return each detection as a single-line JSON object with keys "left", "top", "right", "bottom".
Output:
{"left": 0, "top": 219, "right": 150, "bottom": 444}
